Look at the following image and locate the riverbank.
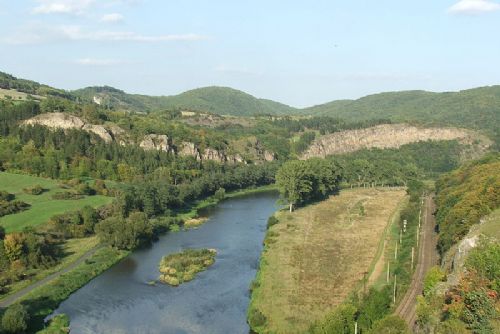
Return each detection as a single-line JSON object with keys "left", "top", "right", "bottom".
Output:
{"left": 247, "top": 188, "right": 407, "bottom": 333}
{"left": 53, "top": 191, "right": 279, "bottom": 333}
{"left": 1, "top": 184, "right": 277, "bottom": 333}
{"left": 0, "top": 247, "right": 128, "bottom": 333}
{"left": 178, "top": 184, "right": 278, "bottom": 221}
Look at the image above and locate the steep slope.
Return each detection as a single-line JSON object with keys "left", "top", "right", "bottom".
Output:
{"left": 301, "top": 124, "right": 491, "bottom": 159}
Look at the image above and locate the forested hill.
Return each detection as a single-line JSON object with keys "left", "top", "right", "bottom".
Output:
{"left": 2, "top": 70, "right": 500, "bottom": 138}
{"left": 72, "top": 86, "right": 298, "bottom": 116}
{"left": 304, "top": 86, "right": 500, "bottom": 137}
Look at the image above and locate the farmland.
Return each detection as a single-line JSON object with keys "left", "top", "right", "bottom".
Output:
{"left": 249, "top": 187, "right": 407, "bottom": 333}
{"left": 0, "top": 172, "right": 112, "bottom": 233}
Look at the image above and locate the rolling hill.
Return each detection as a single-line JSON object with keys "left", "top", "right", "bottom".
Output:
{"left": 2, "top": 71, "right": 499, "bottom": 142}
{"left": 304, "top": 87, "right": 500, "bottom": 137}
{"left": 72, "top": 85, "right": 298, "bottom": 116}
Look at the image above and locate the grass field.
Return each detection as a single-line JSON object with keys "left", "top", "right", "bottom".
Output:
{"left": 0, "top": 88, "right": 43, "bottom": 101}
{"left": 249, "top": 187, "right": 407, "bottom": 334}
{"left": 0, "top": 172, "right": 112, "bottom": 233}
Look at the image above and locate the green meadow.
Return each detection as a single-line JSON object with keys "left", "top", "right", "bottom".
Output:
{"left": 0, "top": 172, "right": 112, "bottom": 233}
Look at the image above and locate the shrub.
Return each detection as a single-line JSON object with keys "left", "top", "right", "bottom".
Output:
{"left": 0, "top": 191, "right": 14, "bottom": 202}
{"left": 368, "top": 315, "right": 410, "bottom": 334}
{"left": 248, "top": 307, "right": 267, "bottom": 328}
{"left": 266, "top": 216, "right": 279, "bottom": 229}
{"left": 51, "top": 191, "right": 83, "bottom": 200}
{"left": 23, "top": 184, "right": 44, "bottom": 195}
{"left": 214, "top": 187, "right": 226, "bottom": 201}
{"left": 423, "top": 266, "right": 446, "bottom": 296}
{"left": 1, "top": 303, "right": 30, "bottom": 333}
{"left": 310, "top": 303, "right": 357, "bottom": 334}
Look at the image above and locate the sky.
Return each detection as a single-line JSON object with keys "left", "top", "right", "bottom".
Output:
{"left": 0, "top": 0, "right": 499, "bottom": 107}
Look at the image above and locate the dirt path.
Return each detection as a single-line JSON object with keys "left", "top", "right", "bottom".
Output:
{"left": 394, "top": 194, "right": 439, "bottom": 329}
{"left": 0, "top": 246, "right": 101, "bottom": 309}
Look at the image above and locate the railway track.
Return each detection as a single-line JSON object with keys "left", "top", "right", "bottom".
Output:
{"left": 394, "top": 194, "right": 439, "bottom": 330}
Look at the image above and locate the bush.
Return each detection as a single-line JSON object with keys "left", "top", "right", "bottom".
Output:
{"left": 248, "top": 307, "right": 267, "bottom": 328}
{"left": 0, "top": 200, "right": 30, "bottom": 217}
{"left": 0, "top": 191, "right": 14, "bottom": 202}
{"left": 23, "top": 184, "right": 44, "bottom": 195}
{"left": 1, "top": 303, "right": 30, "bottom": 333}
{"left": 423, "top": 266, "right": 446, "bottom": 296}
{"left": 51, "top": 191, "right": 83, "bottom": 200}
{"left": 214, "top": 187, "right": 226, "bottom": 201}
{"left": 368, "top": 315, "right": 410, "bottom": 334}
{"left": 310, "top": 303, "right": 357, "bottom": 334}
{"left": 266, "top": 216, "right": 279, "bottom": 229}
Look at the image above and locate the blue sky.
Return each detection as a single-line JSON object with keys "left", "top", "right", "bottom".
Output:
{"left": 0, "top": 0, "right": 499, "bottom": 107}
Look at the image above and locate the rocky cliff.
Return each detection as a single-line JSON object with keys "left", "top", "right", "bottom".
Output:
{"left": 24, "top": 113, "right": 276, "bottom": 164}
{"left": 301, "top": 124, "right": 491, "bottom": 159}
{"left": 24, "top": 112, "right": 118, "bottom": 143}
{"left": 139, "top": 134, "right": 175, "bottom": 154}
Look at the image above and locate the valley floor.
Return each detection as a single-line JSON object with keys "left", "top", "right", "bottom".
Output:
{"left": 249, "top": 187, "right": 407, "bottom": 334}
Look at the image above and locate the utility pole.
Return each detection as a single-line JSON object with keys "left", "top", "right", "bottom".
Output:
{"left": 354, "top": 321, "right": 358, "bottom": 334}
{"left": 411, "top": 247, "right": 415, "bottom": 270}
{"left": 387, "top": 262, "right": 390, "bottom": 283}
{"left": 394, "top": 241, "right": 398, "bottom": 260}
{"left": 393, "top": 274, "right": 397, "bottom": 304}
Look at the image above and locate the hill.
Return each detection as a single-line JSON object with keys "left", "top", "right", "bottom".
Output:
{"left": 304, "top": 87, "right": 500, "bottom": 140}
{"left": 72, "top": 85, "right": 298, "bottom": 116}
{"left": 2, "top": 70, "right": 499, "bottom": 141}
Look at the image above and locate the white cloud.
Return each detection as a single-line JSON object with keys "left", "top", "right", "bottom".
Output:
{"left": 75, "top": 58, "right": 124, "bottom": 65}
{"left": 5, "top": 24, "right": 207, "bottom": 44}
{"left": 448, "top": 0, "right": 500, "bottom": 15}
{"left": 100, "top": 13, "right": 124, "bottom": 23}
{"left": 32, "top": 0, "right": 95, "bottom": 15}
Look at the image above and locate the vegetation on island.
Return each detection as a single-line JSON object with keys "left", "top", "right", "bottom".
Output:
{"left": 158, "top": 249, "right": 217, "bottom": 286}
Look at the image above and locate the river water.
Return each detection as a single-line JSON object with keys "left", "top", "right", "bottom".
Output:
{"left": 55, "top": 191, "right": 279, "bottom": 334}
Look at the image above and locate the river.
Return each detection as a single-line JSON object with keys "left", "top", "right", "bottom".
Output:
{"left": 54, "top": 191, "right": 279, "bottom": 334}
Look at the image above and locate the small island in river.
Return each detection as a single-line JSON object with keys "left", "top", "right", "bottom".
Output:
{"left": 158, "top": 248, "right": 217, "bottom": 286}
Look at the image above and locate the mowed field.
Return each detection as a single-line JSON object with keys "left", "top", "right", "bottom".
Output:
{"left": 0, "top": 172, "right": 112, "bottom": 233}
{"left": 251, "top": 187, "right": 407, "bottom": 333}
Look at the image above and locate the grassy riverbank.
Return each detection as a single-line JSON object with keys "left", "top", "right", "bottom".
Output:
{"left": 0, "top": 247, "right": 128, "bottom": 333}
{"left": 178, "top": 184, "right": 278, "bottom": 221}
{"left": 247, "top": 188, "right": 407, "bottom": 333}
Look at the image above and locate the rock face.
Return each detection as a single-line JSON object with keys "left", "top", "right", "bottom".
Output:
{"left": 139, "top": 134, "right": 174, "bottom": 153}
{"left": 202, "top": 148, "right": 226, "bottom": 162}
{"left": 82, "top": 124, "right": 113, "bottom": 143}
{"left": 24, "top": 112, "right": 118, "bottom": 143}
{"left": 178, "top": 142, "right": 201, "bottom": 160}
{"left": 301, "top": 124, "right": 490, "bottom": 159}
{"left": 264, "top": 150, "right": 276, "bottom": 162}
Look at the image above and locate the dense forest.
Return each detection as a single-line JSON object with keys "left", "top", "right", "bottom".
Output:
{"left": 435, "top": 155, "right": 500, "bottom": 254}
{"left": 416, "top": 155, "right": 500, "bottom": 334}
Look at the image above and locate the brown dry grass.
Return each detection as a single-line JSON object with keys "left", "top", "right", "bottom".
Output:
{"left": 251, "top": 187, "right": 407, "bottom": 333}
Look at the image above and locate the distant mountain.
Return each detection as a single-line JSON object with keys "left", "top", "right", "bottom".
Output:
{"left": 2, "top": 71, "right": 500, "bottom": 139}
{"left": 72, "top": 86, "right": 298, "bottom": 116}
{"left": 304, "top": 87, "right": 500, "bottom": 136}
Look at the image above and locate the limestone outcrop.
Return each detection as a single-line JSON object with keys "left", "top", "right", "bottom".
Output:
{"left": 301, "top": 124, "right": 490, "bottom": 159}
{"left": 139, "top": 134, "right": 174, "bottom": 153}
{"left": 24, "top": 112, "right": 119, "bottom": 143}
